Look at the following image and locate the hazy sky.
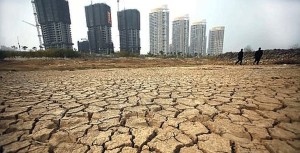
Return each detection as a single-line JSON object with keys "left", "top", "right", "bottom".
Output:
{"left": 0, "top": 0, "right": 300, "bottom": 54}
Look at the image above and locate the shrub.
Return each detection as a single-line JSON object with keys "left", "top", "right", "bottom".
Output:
{"left": 0, "top": 49, "right": 81, "bottom": 58}
{"left": 0, "top": 51, "right": 7, "bottom": 60}
{"left": 114, "top": 51, "right": 139, "bottom": 57}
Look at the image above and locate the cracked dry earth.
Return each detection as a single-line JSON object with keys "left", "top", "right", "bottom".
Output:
{"left": 0, "top": 65, "right": 300, "bottom": 153}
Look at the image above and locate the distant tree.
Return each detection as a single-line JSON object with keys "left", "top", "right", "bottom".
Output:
{"left": 115, "top": 51, "right": 131, "bottom": 57}
{"left": 244, "top": 45, "right": 253, "bottom": 52}
{"left": 0, "top": 51, "right": 6, "bottom": 60}
{"left": 11, "top": 46, "right": 17, "bottom": 50}
{"left": 22, "top": 46, "right": 28, "bottom": 51}
{"left": 159, "top": 50, "right": 164, "bottom": 56}
{"left": 32, "top": 47, "right": 37, "bottom": 51}
{"left": 290, "top": 43, "right": 299, "bottom": 49}
{"left": 147, "top": 52, "right": 154, "bottom": 57}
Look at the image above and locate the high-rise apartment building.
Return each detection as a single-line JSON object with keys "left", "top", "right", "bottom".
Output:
{"left": 77, "top": 40, "right": 90, "bottom": 53}
{"left": 207, "top": 26, "right": 225, "bottom": 55}
{"left": 149, "top": 5, "right": 169, "bottom": 55}
{"left": 34, "top": 0, "right": 73, "bottom": 49}
{"left": 172, "top": 15, "right": 189, "bottom": 56}
{"left": 190, "top": 20, "right": 207, "bottom": 56}
{"left": 118, "top": 9, "right": 141, "bottom": 54}
{"left": 85, "top": 3, "right": 114, "bottom": 54}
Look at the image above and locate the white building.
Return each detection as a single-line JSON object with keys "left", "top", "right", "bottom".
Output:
{"left": 149, "top": 5, "right": 169, "bottom": 55}
{"left": 190, "top": 20, "right": 207, "bottom": 56}
{"left": 207, "top": 26, "right": 225, "bottom": 56}
{"left": 172, "top": 15, "right": 189, "bottom": 56}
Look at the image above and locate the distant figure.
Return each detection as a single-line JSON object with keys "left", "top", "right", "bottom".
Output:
{"left": 253, "top": 47, "right": 263, "bottom": 65}
{"left": 235, "top": 49, "right": 244, "bottom": 65}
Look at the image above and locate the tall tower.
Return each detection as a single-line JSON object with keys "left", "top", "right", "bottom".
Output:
{"left": 207, "top": 26, "right": 225, "bottom": 55}
{"left": 34, "top": 0, "right": 73, "bottom": 49}
{"left": 190, "top": 20, "right": 207, "bottom": 56}
{"left": 118, "top": 9, "right": 141, "bottom": 54}
{"left": 85, "top": 3, "right": 114, "bottom": 54}
{"left": 172, "top": 15, "right": 189, "bottom": 56}
{"left": 149, "top": 5, "right": 169, "bottom": 55}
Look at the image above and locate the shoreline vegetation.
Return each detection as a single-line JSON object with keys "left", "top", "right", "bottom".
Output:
{"left": 0, "top": 49, "right": 299, "bottom": 71}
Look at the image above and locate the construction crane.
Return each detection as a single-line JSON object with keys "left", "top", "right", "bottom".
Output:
{"left": 117, "top": 0, "right": 120, "bottom": 12}
{"left": 117, "top": 0, "right": 125, "bottom": 12}
{"left": 22, "top": 20, "right": 36, "bottom": 27}
{"left": 24, "top": 0, "right": 43, "bottom": 50}
{"left": 22, "top": 20, "right": 43, "bottom": 50}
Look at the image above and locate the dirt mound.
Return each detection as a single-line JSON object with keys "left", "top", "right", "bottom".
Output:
{"left": 217, "top": 49, "right": 300, "bottom": 64}
{"left": 0, "top": 49, "right": 299, "bottom": 71}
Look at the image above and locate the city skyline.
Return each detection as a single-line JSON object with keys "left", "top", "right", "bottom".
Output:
{"left": 1, "top": 0, "right": 300, "bottom": 54}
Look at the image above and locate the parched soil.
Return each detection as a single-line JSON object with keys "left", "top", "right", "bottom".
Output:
{"left": 1, "top": 49, "right": 299, "bottom": 71}
{"left": 0, "top": 58, "right": 208, "bottom": 71}
{"left": 0, "top": 65, "right": 299, "bottom": 152}
{"left": 1, "top": 55, "right": 299, "bottom": 72}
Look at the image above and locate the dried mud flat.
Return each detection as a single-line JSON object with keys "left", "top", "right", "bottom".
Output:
{"left": 0, "top": 65, "right": 299, "bottom": 153}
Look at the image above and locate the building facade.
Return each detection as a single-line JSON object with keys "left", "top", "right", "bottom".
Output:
{"left": 207, "top": 26, "right": 225, "bottom": 56}
{"left": 34, "top": 0, "right": 73, "bottom": 49}
{"left": 85, "top": 3, "right": 114, "bottom": 54}
{"left": 77, "top": 40, "right": 90, "bottom": 53}
{"left": 118, "top": 9, "right": 141, "bottom": 54}
{"left": 172, "top": 15, "right": 189, "bottom": 56}
{"left": 190, "top": 20, "right": 207, "bottom": 56}
{"left": 149, "top": 5, "right": 169, "bottom": 55}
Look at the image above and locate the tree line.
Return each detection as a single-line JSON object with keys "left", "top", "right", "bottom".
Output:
{"left": 0, "top": 49, "right": 80, "bottom": 59}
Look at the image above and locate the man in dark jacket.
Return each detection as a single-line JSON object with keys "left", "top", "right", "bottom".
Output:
{"left": 235, "top": 49, "right": 244, "bottom": 65}
{"left": 253, "top": 47, "right": 263, "bottom": 65}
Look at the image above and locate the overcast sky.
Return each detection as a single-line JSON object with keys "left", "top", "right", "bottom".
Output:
{"left": 1, "top": 0, "right": 300, "bottom": 54}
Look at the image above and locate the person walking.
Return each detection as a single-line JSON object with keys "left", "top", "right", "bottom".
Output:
{"left": 253, "top": 47, "right": 263, "bottom": 65}
{"left": 235, "top": 49, "right": 244, "bottom": 65}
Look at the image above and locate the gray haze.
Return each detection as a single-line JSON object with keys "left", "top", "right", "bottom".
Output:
{"left": 1, "top": 0, "right": 300, "bottom": 54}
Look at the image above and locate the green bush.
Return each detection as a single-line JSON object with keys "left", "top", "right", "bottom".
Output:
{"left": 114, "top": 51, "right": 139, "bottom": 57}
{"left": 0, "top": 51, "right": 7, "bottom": 60}
{"left": 0, "top": 49, "right": 81, "bottom": 59}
